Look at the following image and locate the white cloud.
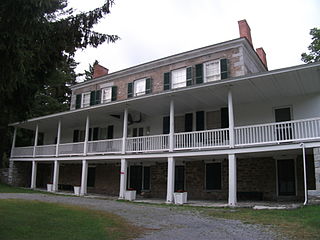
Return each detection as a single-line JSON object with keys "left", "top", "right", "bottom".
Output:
{"left": 69, "top": 0, "right": 320, "bottom": 78}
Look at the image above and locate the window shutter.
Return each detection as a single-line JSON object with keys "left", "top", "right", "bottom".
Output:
{"left": 111, "top": 86, "right": 117, "bottom": 101}
{"left": 95, "top": 90, "right": 101, "bottom": 105}
{"left": 73, "top": 130, "right": 79, "bottom": 142}
{"left": 195, "top": 64, "right": 203, "bottom": 84}
{"left": 220, "top": 107, "right": 229, "bottom": 128}
{"left": 107, "top": 125, "right": 114, "bottom": 139}
{"left": 145, "top": 78, "right": 152, "bottom": 94}
{"left": 196, "top": 111, "right": 205, "bottom": 131}
{"left": 75, "top": 94, "right": 82, "bottom": 109}
{"left": 90, "top": 91, "right": 96, "bottom": 106}
{"left": 127, "top": 82, "right": 133, "bottom": 98}
{"left": 206, "top": 163, "right": 222, "bottom": 190}
{"left": 163, "top": 116, "right": 170, "bottom": 134}
{"left": 220, "top": 58, "right": 228, "bottom": 79}
{"left": 163, "top": 72, "right": 171, "bottom": 90}
{"left": 186, "top": 67, "right": 193, "bottom": 86}
{"left": 185, "top": 113, "right": 193, "bottom": 132}
{"left": 93, "top": 127, "right": 99, "bottom": 141}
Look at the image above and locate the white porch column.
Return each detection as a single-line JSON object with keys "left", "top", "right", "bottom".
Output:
{"left": 169, "top": 99, "right": 175, "bottom": 152}
{"left": 122, "top": 108, "right": 128, "bottom": 154}
{"left": 33, "top": 124, "right": 39, "bottom": 157}
{"left": 30, "top": 161, "right": 37, "bottom": 189}
{"left": 52, "top": 160, "right": 60, "bottom": 192}
{"left": 80, "top": 159, "right": 88, "bottom": 196}
{"left": 55, "top": 120, "right": 61, "bottom": 157}
{"left": 166, "top": 157, "right": 175, "bottom": 203}
{"left": 228, "top": 89, "right": 235, "bottom": 148}
{"left": 119, "top": 158, "right": 128, "bottom": 199}
{"left": 83, "top": 115, "right": 90, "bottom": 155}
{"left": 228, "top": 154, "right": 237, "bottom": 206}
{"left": 10, "top": 127, "right": 17, "bottom": 158}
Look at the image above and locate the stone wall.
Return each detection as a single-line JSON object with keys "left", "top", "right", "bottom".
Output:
{"left": 313, "top": 148, "right": 320, "bottom": 190}
{"left": 4, "top": 161, "right": 32, "bottom": 187}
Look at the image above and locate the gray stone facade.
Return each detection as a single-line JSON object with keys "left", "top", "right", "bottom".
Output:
{"left": 313, "top": 147, "right": 320, "bottom": 190}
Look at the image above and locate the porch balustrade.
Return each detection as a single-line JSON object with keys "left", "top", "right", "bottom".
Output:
{"left": 126, "top": 134, "right": 169, "bottom": 152}
{"left": 174, "top": 128, "right": 229, "bottom": 150}
{"left": 235, "top": 117, "right": 320, "bottom": 146}
{"left": 87, "top": 138, "right": 122, "bottom": 154}
{"left": 11, "top": 117, "right": 320, "bottom": 158}
{"left": 58, "top": 142, "right": 85, "bottom": 156}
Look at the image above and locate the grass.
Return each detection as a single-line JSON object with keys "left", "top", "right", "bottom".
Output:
{"left": 0, "top": 183, "right": 41, "bottom": 193}
{"left": 0, "top": 199, "right": 142, "bottom": 240}
{"left": 204, "top": 205, "right": 320, "bottom": 240}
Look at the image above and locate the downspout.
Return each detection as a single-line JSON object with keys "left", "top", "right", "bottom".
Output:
{"left": 300, "top": 143, "right": 308, "bottom": 205}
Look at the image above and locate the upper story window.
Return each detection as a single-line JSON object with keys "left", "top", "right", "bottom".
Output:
{"left": 128, "top": 78, "right": 152, "bottom": 98}
{"left": 204, "top": 60, "right": 221, "bottom": 82}
{"left": 82, "top": 92, "right": 91, "bottom": 108}
{"left": 172, "top": 68, "right": 187, "bottom": 89}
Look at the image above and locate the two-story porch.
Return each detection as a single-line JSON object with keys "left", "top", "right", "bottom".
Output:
{"left": 9, "top": 62, "right": 320, "bottom": 205}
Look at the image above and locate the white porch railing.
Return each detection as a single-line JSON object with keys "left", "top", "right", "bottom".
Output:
{"left": 87, "top": 138, "right": 122, "bottom": 154}
{"left": 35, "top": 144, "right": 56, "bottom": 157}
{"left": 235, "top": 117, "right": 320, "bottom": 146}
{"left": 58, "top": 142, "right": 84, "bottom": 156}
{"left": 174, "top": 128, "right": 229, "bottom": 150}
{"left": 126, "top": 134, "right": 169, "bottom": 152}
{"left": 11, "top": 146, "right": 34, "bottom": 157}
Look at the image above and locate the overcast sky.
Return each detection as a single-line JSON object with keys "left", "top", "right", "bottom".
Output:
{"left": 68, "top": 0, "right": 320, "bottom": 80}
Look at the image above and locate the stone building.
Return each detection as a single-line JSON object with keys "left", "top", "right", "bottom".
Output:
{"left": 9, "top": 20, "right": 320, "bottom": 205}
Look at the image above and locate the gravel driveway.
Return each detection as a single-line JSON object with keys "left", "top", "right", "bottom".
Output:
{"left": 0, "top": 193, "right": 287, "bottom": 240}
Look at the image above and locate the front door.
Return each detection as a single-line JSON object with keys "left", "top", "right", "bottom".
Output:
{"left": 275, "top": 107, "right": 292, "bottom": 140}
{"left": 174, "top": 166, "right": 185, "bottom": 191}
{"left": 277, "top": 159, "right": 296, "bottom": 196}
{"left": 129, "top": 166, "right": 142, "bottom": 194}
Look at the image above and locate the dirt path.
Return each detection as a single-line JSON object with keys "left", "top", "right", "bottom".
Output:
{"left": 0, "top": 193, "right": 287, "bottom": 240}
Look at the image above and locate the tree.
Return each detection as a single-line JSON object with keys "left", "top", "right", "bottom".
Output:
{"left": 301, "top": 28, "right": 320, "bottom": 63}
{"left": 0, "top": 0, "right": 119, "bottom": 167}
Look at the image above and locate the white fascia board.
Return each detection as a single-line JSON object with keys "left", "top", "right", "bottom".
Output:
{"left": 10, "top": 141, "right": 320, "bottom": 162}
{"left": 9, "top": 61, "right": 320, "bottom": 127}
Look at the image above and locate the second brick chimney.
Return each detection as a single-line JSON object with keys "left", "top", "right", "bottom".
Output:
{"left": 93, "top": 64, "right": 109, "bottom": 79}
{"left": 256, "top": 47, "right": 268, "bottom": 69}
{"left": 238, "top": 19, "right": 253, "bottom": 46}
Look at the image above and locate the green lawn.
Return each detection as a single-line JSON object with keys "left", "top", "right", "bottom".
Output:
{"left": 0, "top": 183, "right": 40, "bottom": 193}
{"left": 205, "top": 205, "right": 320, "bottom": 240}
{"left": 0, "top": 199, "right": 142, "bottom": 240}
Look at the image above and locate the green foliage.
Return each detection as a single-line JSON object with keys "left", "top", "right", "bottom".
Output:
{"left": 83, "top": 60, "right": 100, "bottom": 81}
{"left": 0, "top": 199, "right": 141, "bottom": 240}
{"left": 0, "top": 0, "right": 119, "bottom": 166}
{"left": 301, "top": 28, "right": 320, "bottom": 63}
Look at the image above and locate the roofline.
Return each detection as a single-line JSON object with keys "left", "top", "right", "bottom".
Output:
{"left": 71, "top": 37, "right": 264, "bottom": 90}
{"left": 9, "top": 61, "right": 320, "bottom": 127}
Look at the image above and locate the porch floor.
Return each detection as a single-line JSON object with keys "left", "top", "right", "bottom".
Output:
{"left": 35, "top": 188, "right": 303, "bottom": 209}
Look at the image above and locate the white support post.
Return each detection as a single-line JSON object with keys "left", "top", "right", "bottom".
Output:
{"left": 55, "top": 120, "right": 61, "bottom": 157}
{"left": 83, "top": 116, "right": 90, "bottom": 155}
{"left": 122, "top": 108, "right": 128, "bottom": 154}
{"left": 301, "top": 144, "right": 308, "bottom": 205}
{"left": 166, "top": 157, "right": 175, "bottom": 203}
{"left": 30, "top": 161, "right": 37, "bottom": 189}
{"left": 52, "top": 160, "right": 60, "bottom": 192}
{"left": 80, "top": 159, "right": 88, "bottom": 196}
{"left": 169, "top": 99, "right": 175, "bottom": 152}
{"left": 119, "top": 158, "right": 128, "bottom": 199}
{"left": 10, "top": 127, "right": 17, "bottom": 158}
{"left": 33, "top": 124, "right": 39, "bottom": 157}
{"left": 228, "top": 89, "right": 235, "bottom": 148}
{"left": 228, "top": 154, "right": 237, "bottom": 206}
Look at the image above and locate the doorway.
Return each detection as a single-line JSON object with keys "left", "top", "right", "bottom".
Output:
{"left": 277, "top": 159, "right": 296, "bottom": 196}
{"left": 175, "top": 166, "right": 185, "bottom": 191}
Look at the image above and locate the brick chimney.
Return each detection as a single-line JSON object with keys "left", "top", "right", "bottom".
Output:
{"left": 93, "top": 64, "right": 109, "bottom": 79}
{"left": 238, "top": 19, "right": 253, "bottom": 46}
{"left": 256, "top": 47, "right": 268, "bottom": 69}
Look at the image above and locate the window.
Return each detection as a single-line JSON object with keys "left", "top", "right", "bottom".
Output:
{"left": 129, "top": 166, "right": 151, "bottom": 193}
{"left": 81, "top": 92, "right": 90, "bottom": 108}
{"left": 134, "top": 78, "right": 146, "bottom": 96}
{"left": 172, "top": 68, "right": 187, "bottom": 89}
{"left": 87, "top": 167, "right": 96, "bottom": 187}
{"left": 128, "top": 78, "right": 152, "bottom": 98}
{"left": 102, "top": 87, "right": 112, "bottom": 103}
{"left": 206, "top": 162, "right": 222, "bottom": 190}
{"left": 204, "top": 60, "right": 220, "bottom": 82}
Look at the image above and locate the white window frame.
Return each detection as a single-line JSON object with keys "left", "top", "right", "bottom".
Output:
{"left": 101, "top": 87, "right": 112, "bottom": 104}
{"left": 204, "top": 60, "right": 220, "bottom": 82}
{"left": 134, "top": 78, "right": 146, "bottom": 96}
{"left": 81, "top": 92, "right": 91, "bottom": 108}
{"left": 171, "top": 68, "right": 187, "bottom": 89}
